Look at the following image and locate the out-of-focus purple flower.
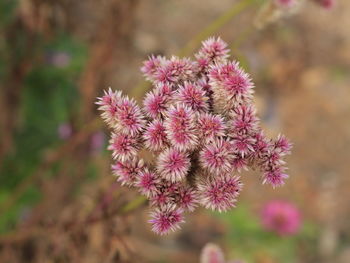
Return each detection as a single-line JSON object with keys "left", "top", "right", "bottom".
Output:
{"left": 261, "top": 200, "right": 301, "bottom": 236}
{"left": 58, "top": 123, "right": 72, "bottom": 140}
{"left": 90, "top": 131, "right": 106, "bottom": 154}
{"left": 149, "top": 204, "right": 184, "bottom": 235}
{"left": 96, "top": 37, "right": 292, "bottom": 234}
{"left": 47, "top": 51, "right": 71, "bottom": 68}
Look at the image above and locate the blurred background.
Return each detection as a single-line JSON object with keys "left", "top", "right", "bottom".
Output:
{"left": 0, "top": 0, "right": 349, "bottom": 262}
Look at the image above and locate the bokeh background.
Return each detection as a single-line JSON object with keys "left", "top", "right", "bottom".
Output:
{"left": 0, "top": 0, "right": 349, "bottom": 262}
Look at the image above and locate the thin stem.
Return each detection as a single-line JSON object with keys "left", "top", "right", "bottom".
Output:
{"left": 131, "top": 0, "right": 258, "bottom": 99}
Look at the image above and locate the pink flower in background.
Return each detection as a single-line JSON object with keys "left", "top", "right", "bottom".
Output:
{"left": 314, "top": 0, "right": 335, "bottom": 9}
{"left": 261, "top": 200, "right": 301, "bottom": 236}
{"left": 96, "top": 37, "right": 292, "bottom": 234}
{"left": 200, "top": 243, "right": 225, "bottom": 263}
{"left": 47, "top": 51, "right": 71, "bottom": 68}
{"left": 200, "top": 243, "right": 245, "bottom": 263}
{"left": 58, "top": 123, "right": 72, "bottom": 140}
{"left": 90, "top": 131, "right": 106, "bottom": 155}
{"left": 274, "top": 0, "right": 296, "bottom": 8}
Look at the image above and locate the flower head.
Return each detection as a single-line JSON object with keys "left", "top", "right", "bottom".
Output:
{"left": 136, "top": 169, "right": 160, "bottom": 197}
{"left": 143, "top": 119, "right": 168, "bottom": 152}
{"left": 209, "top": 62, "right": 254, "bottom": 112}
{"left": 157, "top": 148, "right": 190, "bottom": 182}
{"left": 199, "top": 139, "right": 233, "bottom": 175}
{"left": 141, "top": 55, "right": 166, "bottom": 82}
{"left": 156, "top": 56, "right": 196, "bottom": 85}
{"left": 164, "top": 104, "right": 198, "bottom": 151}
{"left": 261, "top": 200, "right": 301, "bottom": 236}
{"left": 198, "top": 174, "right": 243, "bottom": 212}
{"left": 195, "top": 37, "right": 230, "bottom": 66}
{"left": 176, "top": 186, "right": 199, "bottom": 212}
{"left": 176, "top": 82, "right": 209, "bottom": 112}
{"left": 197, "top": 113, "right": 227, "bottom": 142}
{"left": 112, "top": 158, "right": 144, "bottom": 186}
{"left": 107, "top": 133, "right": 141, "bottom": 161}
{"left": 143, "top": 84, "right": 173, "bottom": 119}
{"left": 149, "top": 204, "right": 184, "bottom": 235}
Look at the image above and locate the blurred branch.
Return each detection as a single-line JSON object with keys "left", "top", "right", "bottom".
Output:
{"left": 0, "top": 190, "right": 146, "bottom": 244}
{"left": 178, "top": 0, "right": 258, "bottom": 57}
{"left": 0, "top": 118, "right": 102, "bottom": 215}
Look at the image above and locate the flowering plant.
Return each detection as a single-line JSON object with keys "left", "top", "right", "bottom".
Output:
{"left": 96, "top": 37, "right": 292, "bottom": 235}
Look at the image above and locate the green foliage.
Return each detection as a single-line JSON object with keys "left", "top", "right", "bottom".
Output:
{"left": 212, "top": 204, "right": 314, "bottom": 263}
{"left": 0, "top": 34, "right": 87, "bottom": 232}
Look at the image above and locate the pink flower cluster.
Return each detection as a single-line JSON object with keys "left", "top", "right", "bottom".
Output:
{"left": 96, "top": 37, "right": 292, "bottom": 235}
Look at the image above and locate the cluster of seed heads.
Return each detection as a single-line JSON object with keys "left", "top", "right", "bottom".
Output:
{"left": 96, "top": 37, "right": 292, "bottom": 235}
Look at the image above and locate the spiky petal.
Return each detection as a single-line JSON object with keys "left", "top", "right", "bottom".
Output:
{"left": 199, "top": 139, "right": 233, "bottom": 175}
{"left": 107, "top": 133, "right": 141, "bottom": 161}
{"left": 143, "top": 84, "right": 173, "bottom": 119}
{"left": 198, "top": 174, "right": 243, "bottom": 212}
{"left": 149, "top": 204, "right": 184, "bottom": 235}
{"left": 136, "top": 169, "right": 160, "bottom": 197}
{"left": 143, "top": 119, "right": 168, "bottom": 152}
{"left": 157, "top": 148, "right": 190, "bottom": 182}
{"left": 164, "top": 104, "right": 198, "bottom": 151}
{"left": 176, "top": 186, "right": 199, "bottom": 212}
{"left": 141, "top": 55, "right": 166, "bottom": 82}
{"left": 176, "top": 82, "right": 209, "bottom": 113}
{"left": 195, "top": 37, "right": 230, "bottom": 66}
{"left": 111, "top": 158, "right": 144, "bottom": 186}
{"left": 209, "top": 61, "right": 254, "bottom": 112}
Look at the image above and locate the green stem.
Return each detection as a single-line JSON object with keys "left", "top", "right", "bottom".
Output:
{"left": 178, "top": 0, "right": 258, "bottom": 57}
{"left": 130, "top": 0, "right": 258, "bottom": 99}
{"left": 120, "top": 195, "right": 147, "bottom": 214}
